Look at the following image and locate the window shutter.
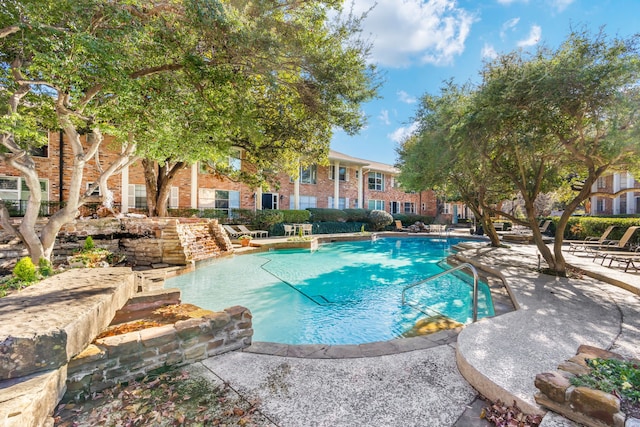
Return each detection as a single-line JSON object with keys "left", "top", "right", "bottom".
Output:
{"left": 128, "top": 184, "right": 136, "bottom": 208}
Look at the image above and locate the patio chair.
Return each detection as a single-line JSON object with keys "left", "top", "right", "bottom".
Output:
{"left": 236, "top": 224, "right": 269, "bottom": 238}
{"left": 283, "top": 224, "right": 295, "bottom": 237}
{"left": 591, "top": 226, "right": 640, "bottom": 263}
{"left": 394, "top": 220, "right": 408, "bottom": 232}
{"left": 222, "top": 224, "right": 243, "bottom": 239}
{"left": 301, "top": 223, "right": 313, "bottom": 235}
{"left": 567, "top": 225, "right": 617, "bottom": 254}
{"left": 603, "top": 249, "right": 640, "bottom": 272}
{"left": 539, "top": 220, "right": 552, "bottom": 235}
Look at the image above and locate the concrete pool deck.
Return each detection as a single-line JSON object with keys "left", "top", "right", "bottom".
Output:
{"left": 192, "top": 237, "right": 639, "bottom": 427}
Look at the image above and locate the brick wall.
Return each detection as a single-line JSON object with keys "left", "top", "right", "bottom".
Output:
{"left": 64, "top": 305, "right": 252, "bottom": 402}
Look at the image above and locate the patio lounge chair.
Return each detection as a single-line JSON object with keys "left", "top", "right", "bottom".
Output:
{"left": 394, "top": 220, "right": 408, "bottom": 232}
{"left": 605, "top": 251, "right": 640, "bottom": 272}
{"left": 591, "top": 226, "right": 640, "bottom": 263}
{"left": 236, "top": 224, "right": 269, "bottom": 238}
{"left": 222, "top": 224, "right": 243, "bottom": 239}
{"left": 567, "top": 225, "right": 617, "bottom": 254}
{"left": 539, "top": 220, "right": 552, "bottom": 235}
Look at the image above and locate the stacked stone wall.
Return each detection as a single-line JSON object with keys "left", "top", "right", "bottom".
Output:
{"left": 535, "top": 345, "right": 639, "bottom": 427}
{"left": 64, "top": 305, "right": 252, "bottom": 401}
{"left": 56, "top": 217, "right": 231, "bottom": 266}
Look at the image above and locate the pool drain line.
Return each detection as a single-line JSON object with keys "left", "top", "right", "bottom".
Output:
{"left": 258, "top": 258, "right": 327, "bottom": 305}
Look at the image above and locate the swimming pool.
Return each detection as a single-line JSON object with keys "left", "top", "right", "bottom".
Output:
{"left": 166, "top": 237, "right": 494, "bottom": 345}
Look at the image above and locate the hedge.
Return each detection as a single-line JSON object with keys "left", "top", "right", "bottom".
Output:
{"left": 343, "top": 209, "right": 371, "bottom": 222}
{"left": 306, "top": 208, "right": 348, "bottom": 222}
{"left": 281, "top": 210, "right": 311, "bottom": 223}
{"left": 392, "top": 214, "right": 434, "bottom": 226}
{"left": 551, "top": 216, "right": 640, "bottom": 241}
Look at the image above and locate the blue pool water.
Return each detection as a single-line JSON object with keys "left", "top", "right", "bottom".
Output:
{"left": 166, "top": 237, "right": 494, "bottom": 345}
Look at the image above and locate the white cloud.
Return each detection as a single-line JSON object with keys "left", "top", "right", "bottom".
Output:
{"left": 500, "top": 17, "right": 520, "bottom": 39}
{"left": 549, "top": 0, "right": 574, "bottom": 12}
{"left": 388, "top": 122, "right": 419, "bottom": 143}
{"left": 378, "top": 109, "right": 391, "bottom": 125}
{"left": 349, "top": 0, "right": 476, "bottom": 67}
{"left": 496, "top": 0, "right": 529, "bottom": 5}
{"left": 517, "top": 25, "right": 541, "bottom": 47}
{"left": 397, "top": 90, "right": 417, "bottom": 104}
{"left": 481, "top": 43, "right": 498, "bottom": 59}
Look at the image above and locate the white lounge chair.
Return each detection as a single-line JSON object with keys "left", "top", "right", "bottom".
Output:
{"left": 236, "top": 224, "right": 268, "bottom": 238}
{"left": 222, "top": 224, "right": 242, "bottom": 239}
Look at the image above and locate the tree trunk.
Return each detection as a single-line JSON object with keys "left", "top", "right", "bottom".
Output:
{"left": 142, "top": 160, "right": 188, "bottom": 217}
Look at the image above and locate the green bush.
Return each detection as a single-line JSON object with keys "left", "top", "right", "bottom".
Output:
{"left": 555, "top": 216, "right": 640, "bottom": 240}
{"left": 83, "top": 236, "right": 95, "bottom": 251}
{"left": 393, "top": 214, "right": 434, "bottom": 226}
{"left": 369, "top": 210, "right": 394, "bottom": 231}
{"left": 343, "top": 209, "right": 370, "bottom": 222}
{"left": 307, "top": 208, "right": 348, "bottom": 222}
{"left": 198, "top": 209, "right": 228, "bottom": 220}
{"left": 168, "top": 208, "right": 200, "bottom": 217}
{"left": 253, "top": 210, "right": 284, "bottom": 230}
{"left": 38, "top": 257, "right": 53, "bottom": 277}
{"left": 313, "top": 221, "right": 368, "bottom": 234}
{"left": 281, "top": 210, "right": 311, "bottom": 223}
{"left": 13, "top": 257, "right": 37, "bottom": 283}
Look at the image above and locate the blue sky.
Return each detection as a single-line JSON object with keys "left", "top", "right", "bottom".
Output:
{"left": 331, "top": 0, "right": 640, "bottom": 164}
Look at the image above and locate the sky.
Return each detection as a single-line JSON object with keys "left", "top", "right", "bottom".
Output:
{"left": 330, "top": 0, "right": 640, "bottom": 164}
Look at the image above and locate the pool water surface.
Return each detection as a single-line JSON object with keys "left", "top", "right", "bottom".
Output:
{"left": 166, "top": 237, "right": 494, "bottom": 345}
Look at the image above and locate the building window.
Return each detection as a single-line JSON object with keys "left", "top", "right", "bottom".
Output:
{"left": 404, "top": 202, "right": 415, "bottom": 213}
{"left": 619, "top": 197, "right": 627, "bottom": 214}
{"left": 368, "top": 199, "right": 384, "bottom": 210}
{"left": 229, "top": 149, "right": 242, "bottom": 172}
{"left": 443, "top": 203, "right": 451, "bottom": 214}
{"left": 597, "top": 177, "right": 606, "bottom": 189}
{"left": 597, "top": 198, "right": 606, "bottom": 213}
{"left": 330, "top": 166, "right": 347, "bottom": 181}
{"left": 421, "top": 203, "right": 426, "bottom": 212}
{"left": 128, "top": 184, "right": 147, "bottom": 209}
{"left": 368, "top": 172, "right": 384, "bottom": 191}
{"left": 214, "top": 190, "right": 240, "bottom": 216}
{"left": 300, "top": 165, "right": 317, "bottom": 184}
{"left": 328, "top": 197, "right": 346, "bottom": 209}
{"left": 169, "top": 187, "right": 179, "bottom": 208}
{"left": 30, "top": 145, "right": 49, "bottom": 158}
{"left": 390, "top": 201, "right": 400, "bottom": 214}
{"left": 86, "top": 182, "right": 100, "bottom": 197}
{"left": 0, "top": 177, "right": 20, "bottom": 201}
{"left": 620, "top": 172, "right": 628, "bottom": 189}
{"left": 198, "top": 149, "right": 242, "bottom": 174}
{"left": 290, "top": 195, "right": 317, "bottom": 209}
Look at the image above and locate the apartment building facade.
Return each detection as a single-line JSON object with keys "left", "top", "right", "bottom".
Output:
{"left": 0, "top": 132, "right": 438, "bottom": 218}
{"left": 590, "top": 171, "right": 640, "bottom": 215}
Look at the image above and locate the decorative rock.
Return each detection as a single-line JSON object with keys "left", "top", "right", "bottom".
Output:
{"left": 569, "top": 387, "right": 620, "bottom": 425}
{"left": 558, "top": 360, "right": 592, "bottom": 376}
{"left": 576, "top": 345, "right": 626, "bottom": 362}
{"left": 535, "top": 372, "right": 571, "bottom": 403}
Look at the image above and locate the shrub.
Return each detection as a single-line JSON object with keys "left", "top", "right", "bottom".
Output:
{"left": 393, "top": 214, "right": 434, "bottom": 225}
{"left": 198, "top": 209, "right": 228, "bottom": 220}
{"left": 253, "top": 210, "right": 284, "bottom": 230}
{"left": 369, "top": 210, "right": 393, "bottom": 231}
{"left": 281, "top": 210, "right": 311, "bottom": 223}
{"left": 13, "top": 257, "right": 37, "bottom": 283}
{"left": 307, "top": 208, "right": 348, "bottom": 222}
{"left": 343, "top": 209, "right": 370, "bottom": 222}
{"left": 556, "top": 216, "right": 640, "bottom": 240}
{"left": 313, "top": 221, "right": 367, "bottom": 234}
{"left": 38, "top": 257, "right": 54, "bottom": 277}
{"left": 167, "top": 208, "right": 199, "bottom": 217}
{"left": 83, "top": 236, "right": 95, "bottom": 251}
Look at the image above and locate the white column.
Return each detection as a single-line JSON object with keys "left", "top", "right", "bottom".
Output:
{"left": 333, "top": 161, "right": 340, "bottom": 209}
{"left": 613, "top": 173, "right": 621, "bottom": 214}
{"left": 255, "top": 187, "right": 263, "bottom": 211}
{"left": 358, "top": 167, "right": 364, "bottom": 208}
{"left": 627, "top": 173, "right": 634, "bottom": 214}
{"left": 590, "top": 181, "right": 597, "bottom": 215}
{"left": 294, "top": 176, "right": 300, "bottom": 210}
{"left": 121, "top": 165, "right": 129, "bottom": 213}
{"left": 190, "top": 163, "right": 198, "bottom": 209}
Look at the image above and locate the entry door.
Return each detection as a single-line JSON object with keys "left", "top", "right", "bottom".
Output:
{"left": 262, "top": 193, "right": 278, "bottom": 210}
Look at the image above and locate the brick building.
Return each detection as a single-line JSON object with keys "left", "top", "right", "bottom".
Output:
{"left": 0, "top": 132, "right": 439, "bottom": 219}
{"left": 590, "top": 172, "right": 640, "bottom": 215}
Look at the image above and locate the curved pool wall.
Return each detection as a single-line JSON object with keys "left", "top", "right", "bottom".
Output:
{"left": 166, "top": 237, "right": 495, "bottom": 345}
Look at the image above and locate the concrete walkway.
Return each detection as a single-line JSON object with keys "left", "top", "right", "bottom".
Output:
{"left": 190, "top": 240, "right": 639, "bottom": 427}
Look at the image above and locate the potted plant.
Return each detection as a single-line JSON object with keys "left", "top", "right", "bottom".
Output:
{"left": 238, "top": 235, "right": 253, "bottom": 247}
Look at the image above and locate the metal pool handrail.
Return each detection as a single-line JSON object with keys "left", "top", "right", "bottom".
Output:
{"left": 401, "top": 262, "right": 479, "bottom": 323}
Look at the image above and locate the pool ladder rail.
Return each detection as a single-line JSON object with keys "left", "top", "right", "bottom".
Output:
{"left": 401, "top": 262, "right": 479, "bottom": 323}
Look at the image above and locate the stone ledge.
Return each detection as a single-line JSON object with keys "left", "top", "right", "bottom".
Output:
{"left": 0, "top": 268, "right": 136, "bottom": 380}
{"left": 0, "top": 367, "right": 67, "bottom": 427}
